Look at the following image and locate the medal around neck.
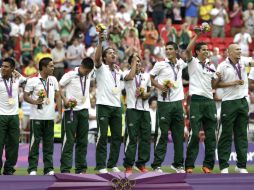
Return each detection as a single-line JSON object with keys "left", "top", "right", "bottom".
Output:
{"left": 82, "top": 96, "right": 86, "bottom": 103}
{"left": 45, "top": 98, "right": 50, "bottom": 105}
{"left": 112, "top": 87, "right": 119, "bottom": 95}
{"left": 8, "top": 98, "right": 15, "bottom": 105}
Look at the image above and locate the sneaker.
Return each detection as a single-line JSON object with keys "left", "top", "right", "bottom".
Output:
{"left": 98, "top": 168, "right": 108, "bottom": 174}
{"left": 185, "top": 168, "right": 193, "bottom": 174}
{"left": 235, "top": 166, "right": 248, "bottom": 173}
{"left": 79, "top": 172, "right": 87, "bottom": 174}
{"left": 171, "top": 165, "right": 185, "bottom": 173}
{"left": 112, "top": 167, "right": 121, "bottom": 172}
{"left": 137, "top": 166, "right": 149, "bottom": 173}
{"left": 45, "top": 171, "right": 54, "bottom": 175}
{"left": 202, "top": 166, "right": 212, "bottom": 174}
{"left": 220, "top": 168, "right": 229, "bottom": 174}
{"left": 154, "top": 167, "right": 163, "bottom": 173}
{"left": 125, "top": 167, "right": 133, "bottom": 174}
{"left": 29, "top": 171, "right": 37, "bottom": 175}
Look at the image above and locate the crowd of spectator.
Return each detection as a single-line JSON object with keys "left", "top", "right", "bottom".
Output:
{"left": 1, "top": 0, "right": 254, "bottom": 142}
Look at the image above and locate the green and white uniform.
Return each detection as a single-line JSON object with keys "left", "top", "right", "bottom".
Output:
{"left": 150, "top": 58, "right": 187, "bottom": 169}
{"left": 185, "top": 57, "right": 217, "bottom": 170}
{"left": 95, "top": 64, "right": 123, "bottom": 170}
{"left": 217, "top": 57, "right": 252, "bottom": 170}
{"left": 123, "top": 71, "right": 151, "bottom": 168}
{"left": 59, "top": 68, "right": 93, "bottom": 173}
{"left": 25, "top": 73, "right": 59, "bottom": 174}
{"left": 0, "top": 74, "right": 26, "bottom": 174}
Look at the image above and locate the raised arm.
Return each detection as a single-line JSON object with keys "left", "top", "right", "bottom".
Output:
{"left": 94, "top": 33, "right": 104, "bottom": 68}
{"left": 185, "top": 32, "right": 202, "bottom": 62}
{"left": 124, "top": 53, "right": 138, "bottom": 81}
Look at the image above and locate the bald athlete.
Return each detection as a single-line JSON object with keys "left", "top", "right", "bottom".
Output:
{"left": 216, "top": 43, "right": 254, "bottom": 173}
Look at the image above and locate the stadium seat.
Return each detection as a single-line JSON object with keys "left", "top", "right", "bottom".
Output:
{"left": 224, "top": 37, "right": 234, "bottom": 46}
{"left": 211, "top": 37, "right": 224, "bottom": 44}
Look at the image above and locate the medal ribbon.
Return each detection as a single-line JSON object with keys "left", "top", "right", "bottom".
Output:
{"left": 135, "top": 74, "right": 144, "bottom": 109}
{"left": 199, "top": 62, "right": 216, "bottom": 73}
{"left": 169, "top": 63, "right": 178, "bottom": 81}
{"left": 80, "top": 76, "right": 87, "bottom": 97}
{"left": 40, "top": 78, "right": 49, "bottom": 97}
{"left": 111, "top": 70, "right": 117, "bottom": 87}
{"left": 229, "top": 59, "right": 241, "bottom": 80}
{"left": 3, "top": 78, "right": 13, "bottom": 98}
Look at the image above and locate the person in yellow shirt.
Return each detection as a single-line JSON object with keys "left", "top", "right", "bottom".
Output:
{"left": 200, "top": 0, "right": 213, "bottom": 23}
{"left": 23, "top": 60, "right": 38, "bottom": 77}
{"left": 34, "top": 44, "right": 52, "bottom": 65}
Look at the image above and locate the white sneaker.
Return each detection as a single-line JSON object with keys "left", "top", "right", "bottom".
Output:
{"left": 98, "top": 168, "right": 108, "bottom": 174}
{"left": 154, "top": 167, "right": 163, "bottom": 173}
{"left": 29, "top": 171, "right": 37, "bottom": 175}
{"left": 171, "top": 165, "right": 185, "bottom": 173}
{"left": 235, "top": 166, "right": 248, "bottom": 173}
{"left": 46, "top": 171, "right": 55, "bottom": 175}
{"left": 220, "top": 168, "right": 229, "bottom": 174}
{"left": 112, "top": 167, "right": 121, "bottom": 172}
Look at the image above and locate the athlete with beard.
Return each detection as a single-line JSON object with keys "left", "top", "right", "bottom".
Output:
{"left": 94, "top": 33, "right": 123, "bottom": 173}
{"left": 216, "top": 44, "right": 254, "bottom": 173}
{"left": 184, "top": 31, "right": 221, "bottom": 174}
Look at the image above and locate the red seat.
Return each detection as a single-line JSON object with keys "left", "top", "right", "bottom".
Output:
{"left": 172, "top": 24, "right": 181, "bottom": 31}
{"left": 207, "top": 43, "right": 213, "bottom": 50}
{"left": 213, "top": 43, "right": 226, "bottom": 51}
{"left": 211, "top": 37, "right": 224, "bottom": 44}
{"left": 224, "top": 37, "right": 234, "bottom": 46}
{"left": 158, "top": 24, "right": 166, "bottom": 33}
{"left": 225, "top": 24, "right": 231, "bottom": 37}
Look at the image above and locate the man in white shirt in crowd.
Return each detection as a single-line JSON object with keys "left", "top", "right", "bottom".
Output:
{"left": 24, "top": 57, "right": 62, "bottom": 175}
{"left": 94, "top": 32, "right": 123, "bottom": 173}
{"left": 210, "top": 0, "right": 228, "bottom": 38}
{"left": 150, "top": 41, "right": 187, "bottom": 173}
{"left": 59, "top": 57, "right": 94, "bottom": 174}
{"left": 51, "top": 40, "right": 66, "bottom": 81}
{"left": 216, "top": 44, "right": 254, "bottom": 173}
{"left": 123, "top": 53, "right": 151, "bottom": 173}
{"left": 67, "top": 37, "right": 86, "bottom": 69}
{"left": 0, "top": 57, "right": 26, "bottom": 175}
{"left": 184, "top": 30, "right": 221, "bottom": 173}
{"left": 233, "top": 27, "right": 252, "bottom": 57}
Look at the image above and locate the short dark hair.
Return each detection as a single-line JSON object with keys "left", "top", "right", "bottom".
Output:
{"left": 128, "top": 53, "right": 141, "bottom": 65}
{"left": 81, "top": 57, "right": 94, "bottom": 69}
{"left": 39, "top": 57, "right": 52, "bottom": 71}
{"left": 3, "top": 57, "right": 16, "bottom": 68}
{"left": 165, "top": 41, "right": 178, "bottom": 50}
{"left": 194, "top": 42, "right": 207, "bottom": 56}
{"left": 102, "top": 47, "right": 114, "bottom": 63}
{"left": 148, "top": 96, "right": 157, "bottom": 105}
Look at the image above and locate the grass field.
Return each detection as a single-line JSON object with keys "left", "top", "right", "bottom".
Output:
{"left": 14, "top": 166, "right": 254, "bottom": 175}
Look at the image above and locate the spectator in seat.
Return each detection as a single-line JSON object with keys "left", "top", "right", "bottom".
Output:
{"left": 199, "top": 0, "right": 213, "bottom": 23}
{"left": 210, "top": 47, "right": 223, "bottom": 68}
{"left": 141, "top": 21, "right": 159, "bottom": 55}
{"left": 229, "top": 2, "right": 243, "bottom": 36}
{"left": 160, "top": 18, "right": 177, "bottom": 43}
{"left": 185, "top": 0, "right": 202, "bottom": 25}
{"left": 243, "top": 2, "right": 254, "bottom": 37}
{"left": 233, "top": 27, "right": 252, "bottom": 57}
{"left": 210, "top": 0, "right": 229, "bottom": 38}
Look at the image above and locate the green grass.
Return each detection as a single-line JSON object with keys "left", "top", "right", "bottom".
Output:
{"left": 14, "top": 166, "right": 254, "bottom": 175}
